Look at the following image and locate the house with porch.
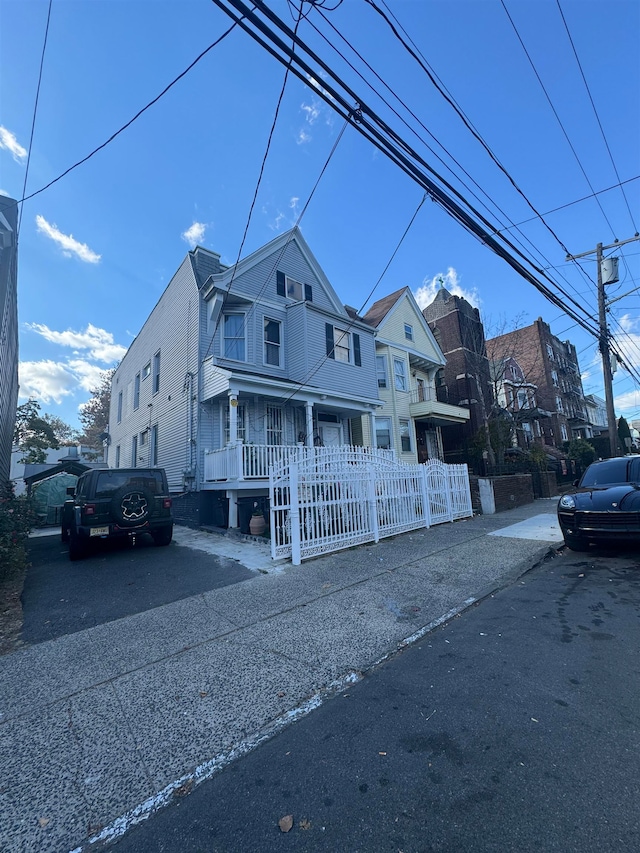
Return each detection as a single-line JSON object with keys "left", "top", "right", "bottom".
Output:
{"left": 359, "top": 288, "right": 469, "bottom": 462}
{"left": 107, "top": 228, "right": 382, "bottom": 529}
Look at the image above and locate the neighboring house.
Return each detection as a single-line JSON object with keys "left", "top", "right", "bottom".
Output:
{"left": 585, "top": 393, "right": 607, "bottom": 436}
{"left": 487, "top": 318, "right": 590, "bottom": 449}
{"left": 0, "top": 195, "right": 18, "bottom": 486}
{"left": 422, "top": 286, "right": 495, "bottom": 465}
{"left": 107, "top": 228, "right": 381, "bottom": 529}
{"left": 489, "top": 355, "right": 551, "bottom": 449}
{"left": 11, "top": 445, "right": 105, "bottom": 497}
{"left": 360, "top": 287, "right": 469, "bottom": 462}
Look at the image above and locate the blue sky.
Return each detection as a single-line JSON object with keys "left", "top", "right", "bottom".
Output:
{"left": 1, "top": 0, "right": 638, "bottom": 431}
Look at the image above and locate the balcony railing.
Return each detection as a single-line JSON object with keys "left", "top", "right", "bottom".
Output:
{"left": 410, "top": 386, "right": 438, "bottom": 404}
{"left": 204, "top": 443, "right": 397, "bottom": 482}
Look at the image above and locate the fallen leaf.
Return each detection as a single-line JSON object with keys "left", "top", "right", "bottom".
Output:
{"left": 174, "top": 780, "right": 193, "bottom": 798}
{"left": 199, "top": 691, "right": 208, "bottom": 698}
{"left": 277, "top": 691, "right": 286, "bottom": 698}
{"left": 279, "top": 815, "right": 294, "bottom": 832}
{"left": 37, "top": 818, "right": 50, "bottom": 828}
{"left": 299, "top": 818, "right": 311, "bottom": 830}
{"left": 531, "top": 718, "right": 539, "bottom": 723}
{"left": 379, "top": 751, "right": 387, "bottom": 756}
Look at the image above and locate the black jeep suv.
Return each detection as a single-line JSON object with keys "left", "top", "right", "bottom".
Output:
{"left": 61, "top": 468, "right": 173, "bottom": 560}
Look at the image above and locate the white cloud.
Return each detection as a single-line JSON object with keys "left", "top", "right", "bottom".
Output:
{"left": 182, "top": 221, "right": 206, "bottom": 248}
{"left": 0, "top": 189, "right": 10, "bottom": 197}
{"left": 413, "top": 267, "right": 481, "bottom": 310}
{"left": 0, "top": 126, "right": 27, "bottom": 163}
{"left": 25, "top": 322, "right": 127, "bottom": 363}
{"left": 306, "top": 75, "right": 334, "bottom": 101}
{"left": 35, "top": 214, "right": 101, "bottom": 263}
{"left": 67, "top": 359, "right": 110, "bottom": 392}
{"left": 18, "top": 360, "right": 79, "bottom": 405}
{"left": 301, "top": 100, "right": 321, "bottom": 126}
{"left": 614, "top": 388, "right": 640, "bottom": 416}
{"left": 296, "top": 129, "right": 311, "bottom": 145}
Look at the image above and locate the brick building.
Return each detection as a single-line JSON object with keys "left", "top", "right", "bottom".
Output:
{"left": 487, "top": 317, "right": 590, "bottom": 450}
{"left": 422, "top": 286, "right": 494, "bottom": 464}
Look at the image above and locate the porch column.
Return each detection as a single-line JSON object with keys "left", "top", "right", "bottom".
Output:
{"left": 228, "top": 390, "right": 238, "bottom": 445}
{"left": 305, "top": 401, "right": 314, "bottom": 447}
{"left": 227, "top": 489, "right": 238, "bottom": 528}
{"left": 368, "top": 411, "right": 377, "bottom": 448}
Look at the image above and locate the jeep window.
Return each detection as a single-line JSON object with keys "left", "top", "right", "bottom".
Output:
{"left": 94, "top": 471, "right": 164, "bottom": 498}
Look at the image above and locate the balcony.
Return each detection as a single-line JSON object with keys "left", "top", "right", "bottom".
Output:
{"left": 409, "top": 388, "right": 470, "bottom": 425}
{"left": 204, "top": 443, "right": 397, "bottom": 483}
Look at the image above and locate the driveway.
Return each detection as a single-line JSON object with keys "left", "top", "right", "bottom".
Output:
{"left": 22, "top": 528, "right": 257, "bottom": 645}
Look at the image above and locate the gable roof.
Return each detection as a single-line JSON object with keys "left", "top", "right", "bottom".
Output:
{"left": 364, "top": 287, "right": 446, "bottom": 366}
{"left": 362, "top": 287, "right": 406, "bottom": 328}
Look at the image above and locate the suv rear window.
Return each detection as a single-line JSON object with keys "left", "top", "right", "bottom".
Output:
{"left": 94, "top": 471, "right": 165, "bottom": 498}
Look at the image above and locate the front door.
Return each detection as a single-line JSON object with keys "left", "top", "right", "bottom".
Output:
{"left": 320, "top": 424, "right": 342, "bottom": 446}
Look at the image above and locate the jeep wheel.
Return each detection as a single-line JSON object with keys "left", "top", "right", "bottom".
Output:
{"left": 152, "top": 524, "right": 173, "bottom": 546}
{"left": 111, "top": 486, "right": 153, "bottom": 526}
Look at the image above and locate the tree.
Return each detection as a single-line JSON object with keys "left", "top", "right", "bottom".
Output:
{"left": 42, "top": 413, "right": 77, "bottom": 445}
{"left": 77, "top": 369, "right": 114, "bottom": 459}
{"left": 617, "top": 416, "right": 632, "bottom": 454}
{"left": 13, "top": 400, "right": 59, "bottom": 463}
{"left": 567, "top": 437, "right": 596, "bottom": 468}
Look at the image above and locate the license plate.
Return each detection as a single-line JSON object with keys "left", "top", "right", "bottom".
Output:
{"left": 90, "top": 526, "right": 110, "bottom": 537}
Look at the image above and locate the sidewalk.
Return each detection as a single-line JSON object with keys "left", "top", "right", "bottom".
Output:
{"left": 1, "top": 499, "right": 563, "bottom": 853}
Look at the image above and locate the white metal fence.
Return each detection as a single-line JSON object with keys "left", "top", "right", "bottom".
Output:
{"left": 269, "top": 448, "right": 473, "bottom": 564}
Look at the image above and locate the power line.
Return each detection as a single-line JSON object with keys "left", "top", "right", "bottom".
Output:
{"left": 18, "top": 0, "right": 53, "bottom": 238}
{"left": 213, "top": 0, "right": 601, "bottom": 340}
{"left": 11, "top": 17, "right": 242, "bottom": 209}
{"left": 556, "top": 0, "right": 639, "bottom": 236}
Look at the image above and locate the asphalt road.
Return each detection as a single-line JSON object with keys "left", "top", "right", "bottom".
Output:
{"left": 110, "top": 547, "right": 640, "bottom": 853}
{"left": 22, "top": 532, "right": 253, "bottom": 645}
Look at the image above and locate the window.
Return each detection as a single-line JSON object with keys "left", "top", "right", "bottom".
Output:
{"left": 560, "top": 423, "right": 569, "bottom": 442}
{"left": 517, "top": 390, "right": 528, "bottom": 410}
{"left": 132, "top": 435, "right": 138, "bottom": 468}
{"left": 151, "top": 425, "right": 158, "bottom": 466}
{"left": 153, "top": 351, "right": 161, "bottom": 394}
{"left": 224, "top": 314, "right": 245, "bottom": 361}
{"left": 117, "top": 391, "right": 123, "bottom": 424}
{"left": 266, "top": 406, "right": 283, "bottom": 445}
{"left": 394, "top": 357, "right": 408, "bottom": 391}
{"left": 134, "top": 373, "right": 140, "bottom": 410}
{"left": 140, "top": 430, "right": 147, "bottom": 446}
{"left": 551, "top": 370, "right": 558, "bottom": 386}
{"left": 334, "top": 327, "right": 350, "bottom": 363}
{"left": 376, "top": 355, "right": 387, "bottom": 388}
{"left": 375, "top": 417, "right": 392, "bottom": 450}
{"left": 399, "top": 419, "right": 411, "bottom": 452}
{"left": 556, "top": 395, "right": 564, "bottom": 413}
{"left": 404, "top": 323, "right": 413, "bottom": 341}
{"left": 546, "top": 344, "right": 554, "bottom": 360}
{"left": 115, "top": 445, "right": 120, "bottom": 467}
{"left": 325, "top": 324, "right": 361, "bottom": 366}
{"left": 225, "top": 404, "right": 246, "bottom": 443}
{"left": 276, "top": 271, "right": 312, "bottom": 302}
{"left": 143, "top": 362, "right": 151, "bottom": 379}
{"left": 264, "top": 318, "right": 281, "bottom": 367}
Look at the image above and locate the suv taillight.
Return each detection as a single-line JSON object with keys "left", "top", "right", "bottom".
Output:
{"left": 163, "top": 498, "right": 172, "bottom": 509}
{"left": 83, "top": 504, "right": 96, "bottom": 516}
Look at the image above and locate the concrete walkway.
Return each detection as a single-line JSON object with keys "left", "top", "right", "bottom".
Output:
{"left": 1, "top": 500, "right": 563, "bottom": 853}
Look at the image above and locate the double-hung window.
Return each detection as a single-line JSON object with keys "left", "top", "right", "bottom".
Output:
{"left": 404, "top": 323, "right": 413, "bottom": 341}
{"left": 376, "top": 355, "right": 387, "bottom": 388}
{"left": 117, "top": 391, "right": 123, "bottom": 424}
{"left": 325, "top": 324, "right": 361, "bottom": 366}
{"left": 399, "top": 419, "right": 411, "bottom": 452}
{"left": 394, "top": 357, "right": 408, "bottom": 391}
{"left": 134, "top": 373, "right": 140, "bottom": 410}
{"left": 375, "top": 417, "right": 392, "bottom": 450}
{"left": 224, "top": 314, "right": 246, "bottom": 361}
{"left": 264, "top": 318, "right": 281, "bottom": 367}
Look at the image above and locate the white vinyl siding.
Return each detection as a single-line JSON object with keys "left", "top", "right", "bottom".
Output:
{"left": 375, "top": 417, "right": 392, "bottom": 449}
{"left": 376, "top": 355, "right": 387, "bottom": 388}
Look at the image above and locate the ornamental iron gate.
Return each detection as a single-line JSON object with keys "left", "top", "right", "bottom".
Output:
{"left": 269, "top": 448, "right": 472, "bottom": 565}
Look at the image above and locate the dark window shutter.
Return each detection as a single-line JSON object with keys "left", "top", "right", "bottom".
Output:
{"left": 325, "top": 323, "right": 335, "bottom": 359}
{"left": 276, "top": 271, "right": 285, "bottom": 297}
{"left": 304, "top": 283, "right": 313, "bottom": 302}
{"left": 353, "top": 333, "right": 361, "bottom": 366}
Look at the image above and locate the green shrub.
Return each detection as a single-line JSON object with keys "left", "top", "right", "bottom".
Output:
{"left": 0, "top": 482, "right": 35, "bottom": 582}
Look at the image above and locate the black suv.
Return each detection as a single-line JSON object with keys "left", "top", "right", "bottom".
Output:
{"left": 61, "top": 468, "right": 173, "bottom": 560}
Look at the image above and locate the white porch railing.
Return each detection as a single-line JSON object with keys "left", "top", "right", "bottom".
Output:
{"left": 204, "top": 443, "right": 396, "bottom": 482}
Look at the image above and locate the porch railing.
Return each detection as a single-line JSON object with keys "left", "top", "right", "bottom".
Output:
{"left": 204, "top": 443, "right": 396, "bottom": 482}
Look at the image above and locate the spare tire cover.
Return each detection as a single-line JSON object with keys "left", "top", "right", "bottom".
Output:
{"left": 111, "top": 486, "right": 153, "bottom": 525}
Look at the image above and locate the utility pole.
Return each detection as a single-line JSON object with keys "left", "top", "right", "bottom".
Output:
{"left": 567, "top": 234, "right": 640, "bottom": 458}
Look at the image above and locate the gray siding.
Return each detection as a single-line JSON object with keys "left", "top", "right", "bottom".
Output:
{"left": 109, "top": 255, "right": 200, "bottom": 492}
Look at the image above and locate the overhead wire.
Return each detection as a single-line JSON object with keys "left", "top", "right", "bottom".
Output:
{"left": 556, "top": 0, "right": 638, "bottom": 236}
{"left": 304, "top": 5, "right": 591, "bottom": 316}
{"left": 17, "top": 0, "right": 53, "bottom": 238}
{"left": 212, "top": 0, "right": 601, "bottom": 340}
{"left": 366, "top": 0, "right": 597, "bottom": 301}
